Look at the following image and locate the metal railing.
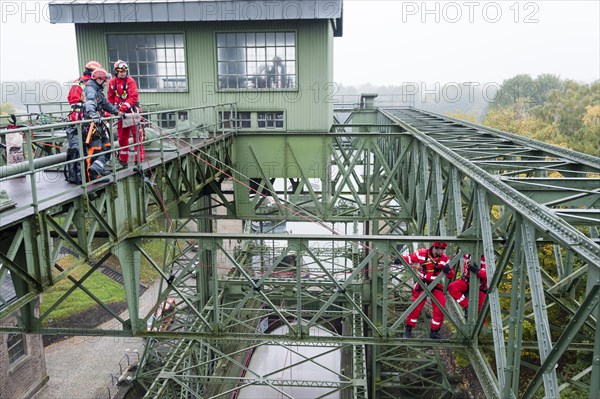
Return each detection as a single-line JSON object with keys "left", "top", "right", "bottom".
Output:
{"left": 332, "top": 94, "right": 416, "bottom": 111}
{"left": 0, "top": 102, "right": 238, "bottom": 225}
{"left": 107, "top": 349, "right": 142, "bottom": 399}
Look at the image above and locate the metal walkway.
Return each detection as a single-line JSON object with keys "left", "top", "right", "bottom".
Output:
{"left": 1, "top": 105, "right": 598, "bottom": 399}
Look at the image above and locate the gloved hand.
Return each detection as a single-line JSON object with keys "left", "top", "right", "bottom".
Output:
{"left": 442, "top": 265, "right": 451, "bottom": 274}
{"left": 93, "top": 115, "right": 103, "bottom": 125}
{"left": 393, "top": 258, "right": 401, "bottom": 265}
{"left": 468, "top": 263, "right": 480, "bottom": 274}
{"left": 119, "top": 104, "right": 129, "bottom": 112}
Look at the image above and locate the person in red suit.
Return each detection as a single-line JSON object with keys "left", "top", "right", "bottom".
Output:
{"left": 67, "top": 61, "right": 103, "bottom": 121}
{"left": 448, "top": 254, "right": 487, "bottom": 321}
{"left": 107, "top": 60, "right": 142, "bottom": 167}
{"left": 398, "top": 242, "right": 454, "bottom": 339}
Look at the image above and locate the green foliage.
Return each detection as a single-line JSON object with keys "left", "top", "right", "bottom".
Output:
{"left": 490, "top": 74, "right": 564, "bottom": 110}
{"left": 445, "top": 110, "right": 479, "bottom": 123}
{"left": 484, "top": 75, "right": 599, "bottom": 155}
{"left": 491, "top": 74, "right": 536, "bottom": 109}
{"left": 0, "top": 103, "right": 16, "bottom": 115}
{"left": 41, "top": 263, "right": 126, "bottom": 324}
{"left": 484, "top": 99, "right": 566, "bottom": 146}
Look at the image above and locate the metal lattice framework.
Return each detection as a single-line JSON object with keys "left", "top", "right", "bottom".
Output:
{"left": 1, "top": 106, "right": 599, "bottom": 399}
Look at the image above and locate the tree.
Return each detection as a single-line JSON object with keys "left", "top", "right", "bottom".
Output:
{"left": 445, "top": 110, "right": 479, "bottom": 123}
{"left": 533, "top": 74, "right": 564, "bottom": 104}
{"left": 490, "top": 74, "right": 536, "bottom": 109}
{"left": 485, "top": 75, "right": 599, "bottom": 156}
{"left": 484, "top": 98, "right": 566, "bottom": 146}
{"left": 0, "top": 103, "right": 16, "bottom": 115}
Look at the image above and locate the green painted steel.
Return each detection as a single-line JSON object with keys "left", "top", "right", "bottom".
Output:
{"left": 2, "top": 106, "right": 600, "bottom": 398}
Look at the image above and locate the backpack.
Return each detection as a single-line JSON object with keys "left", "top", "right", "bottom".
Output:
{"left": 64, "top": 125, "right": 87, "bottom": 184}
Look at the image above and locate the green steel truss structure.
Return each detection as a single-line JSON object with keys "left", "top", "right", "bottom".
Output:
{"left": 0, "top": 106, "right": 599, "bottom": 399}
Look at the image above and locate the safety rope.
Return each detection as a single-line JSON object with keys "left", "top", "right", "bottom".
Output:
{"left": 136, "top": 116, "right": 437, "bottom": 276}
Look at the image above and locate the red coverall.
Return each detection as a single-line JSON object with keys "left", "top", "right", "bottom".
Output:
{"left": 108, "top": 75, "right": 143, "bottom": 163}
{"left": 448, "top": 255, "right": 487, "bottom": 315}
{"left": 404, "top": 248, "right": 454, "bottom": 330}
{"left": 67, "top": 75, "right": 91, "bottom": 121}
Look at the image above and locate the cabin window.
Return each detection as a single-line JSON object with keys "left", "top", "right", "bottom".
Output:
{"left": 220, "top": 112, "right": 252, "bottom": 129}
{"left": 216, "top": 32, "right": 296, "bottom": 90}
{"left": 107, "top": 33, "right": 187, "bottom": 92}
{"left": 257, "top": 112, "right": 284, "bottom": 129}
{"left": 7, "top": 333, "right": 26, "bottom": 365}
{"left": 160, "top": 111, "right": 188, "bottom": 129}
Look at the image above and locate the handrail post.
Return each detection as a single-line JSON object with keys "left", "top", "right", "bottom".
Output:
{"left": 24, "top": 127, "right": 39, "bottom": 213}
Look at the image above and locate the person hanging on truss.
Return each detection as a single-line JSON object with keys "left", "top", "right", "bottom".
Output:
{"left": 448, "top": 253, "right": 487, "bottom": 322}
{"left": 397, "top": 241, "right": 454, "bottom": 339}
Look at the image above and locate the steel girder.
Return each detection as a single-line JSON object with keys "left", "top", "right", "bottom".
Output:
{"left": 2, "top": 105, "right": 599, "bottom": 399}
{"left": 130, "top": 108, "right": 594, "bottom": 397}
{"left": 377, "top": 108, "right": 599, "bottom": 398}
{"left": 0, "top": 133, "right": 234, "bottom": 330}
{"left": 60, "top": 118, "right": 600, "bottom": 397}
{"left": 131, "top": 233, "right": 477, "bottom": 398}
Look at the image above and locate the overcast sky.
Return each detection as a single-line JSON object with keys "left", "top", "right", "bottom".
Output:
{"left": 0, "top": 0, "right": 599, "bottom": 87}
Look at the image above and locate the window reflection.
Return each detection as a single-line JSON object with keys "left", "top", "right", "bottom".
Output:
{"left": 217, "top": 32, "right": 296, "bottom": 90}
{"left": 107, "top": 33, "right": 187, "bottom": 91}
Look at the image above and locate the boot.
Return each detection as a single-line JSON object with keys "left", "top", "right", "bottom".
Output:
{"left": 403, "top": 325, "right": 413, "bottom": 338}
{"left": 119, "top": 161, "right": 128, "bottom": 169}
{"left": 430, "top": 328, "right": 443, "bottom": 339}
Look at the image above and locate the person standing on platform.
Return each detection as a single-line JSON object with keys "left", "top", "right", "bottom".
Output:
{"left": 398, "top": 242, "right": 454, "bottom": 339}
{"left": 67, "top": 61, "right": 103, "bottom": 122}
{"left": 108, "top": 60, "right": 143, "bottom": 168}
{"left": 82, "top": 68, "right": 120, "bottom": 180}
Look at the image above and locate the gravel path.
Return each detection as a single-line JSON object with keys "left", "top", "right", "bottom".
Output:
{"left": 33, "top": 281, "right": 162, "bottom": 399}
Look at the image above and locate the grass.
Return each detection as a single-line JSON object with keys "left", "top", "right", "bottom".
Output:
{"left": 89, "top": 238, "right": 168, "bottom": 285}
{"left": 139, "top": 239, "right": 165, "bottom": 285}
{"left": 41, "top": 258, "right": 127, "bottom": 324}
{"left": 41, "top": 235, "right": 177, "bottom": 323}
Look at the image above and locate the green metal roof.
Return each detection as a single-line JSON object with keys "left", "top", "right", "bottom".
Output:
{"left": 49, "top": 0, "right": 343, "bottom": 35}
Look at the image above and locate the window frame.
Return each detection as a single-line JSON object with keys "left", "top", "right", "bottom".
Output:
{"left": 257, "top": 111, "right": 285, "bottom": 130}
{"left": 7, "top": 333, "right": 27, "bottom": 367}
{"left": 106, "top": 32, "right": 189, "bottom": 93}
{"left": 220, "top": 111, "right": 252, "bottom": 130}
{"left": 215, "top": 30, "right": 298, "bottom": 92}
{"left": 160, "top": 111, "right": 189, "bottom": 129}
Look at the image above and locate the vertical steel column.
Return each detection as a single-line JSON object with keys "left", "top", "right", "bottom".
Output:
{"left": 476, "top": 187, "right": 507, "bottom": 390}
{"left": 448, "top": 168, "right": 463, "bottom": 235}
{"left": 8, "top": 237, "right": 37, "bottom": 331}
{"left": 592, "top": 296, "right": 600, "bottom": 399}
{"left": 420, "top": 145, "right": 432, "bottom": 235}
{"left": 432, "top": 155, "right": 446, "bottom": 235}
{"left": 503, "top": 220, "right": 526, "bottom": 398}
{"left": 590, "top": 258, "right": 600, "bottom": 399}
{"left": 521, "top": 221, "right": 560, "bottom": 398}
{"left": 196, "top": 195, "right": 212, "bottom": 310}
{"left": 116, "top": 238, "right": 141, "bottom": 334}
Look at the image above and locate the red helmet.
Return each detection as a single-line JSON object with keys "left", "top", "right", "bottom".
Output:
{"left": 85, "top": 60, "right": 103, "bottom": 71}
{"left": 91, "top": 68, "right": 110, "bottom": 82}
{"left": 432, "top": 242, "right": 448, "bottom": 249}
{"left": 114, "top": 60, "right": 129, "bottom": 73}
